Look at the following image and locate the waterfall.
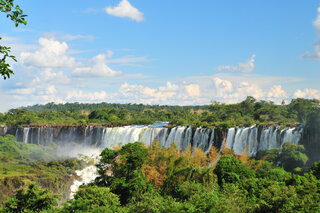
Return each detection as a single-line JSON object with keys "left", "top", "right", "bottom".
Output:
{"left": 224, "top": 125, "right": 304, "bottom": 156}
{"left": 9, "top": 123, "right": 304, "bottom": 197}
{"left": 164, "top": 126, "right": 190, "bottom": 148}
{"left": 226, "top": 128, "right": 236, "bottom": 150}
{"left": 69, "top": 153, "right": 100, "bottom": 199}
{"left": 281, "top": 127, "right": 303, "bottom": 146}
{"left": 193, "top": 128, "right": 214, "bottom": 154}
{"left": 23, "top": 127, "right": 31, "bottom": 144}
{"left": 12, "top": 124, "right": 304, "bottom": 157}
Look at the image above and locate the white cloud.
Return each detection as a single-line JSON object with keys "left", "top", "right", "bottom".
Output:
{"left": 213, "top": 77, "right": 233, "bottom": 97}
{"left": 293, "top": 88, "right": 320, "bottom": 99}
{"left": 267, "top": 85, "right": 287, "bottom": 103}
{"left": 107, "top": 56, "right": 147, "bottom": 64}
{"left": 184, "top": 84, "right": 200, "bottom": 97}
{"left": 72, "top": 54, "right": 122, "bottom": 78}
{"left": 38, "top": 68, "right": 70, "bottom": 84}
{"left": 66, "top": 90, "right": 107, "bottom": 101}
{"left": 119, "top": 82, "right": 202, "bottom": 105}
{"left": 105, "top": 0, "right": 144, "bottom": 22}
{"left": 46, "top": 85, "right": 57, "bottom": 95}
{"left": 212, "top": 77, "right": 267, "bottom": 103}
{"left": 301, "top": 7, "right": 320, "bottom": 59}
{"left": 11, "top": 87, "right": 35, "bottom": 95}
{"left": 215, "top": 55, "right": 256, "bottom": 73}
{"left": 20, "top": 37, "right": 76, "bottom": 68}
{"left": 106, "top": 50, "right": 114, "bottom": 58}
{"left": 229, "top": 82, "right": 265, "bottom": 102}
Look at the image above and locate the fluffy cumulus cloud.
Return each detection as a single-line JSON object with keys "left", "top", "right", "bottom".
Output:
{"left": 267, "top": 85, "right": 287, "bottom": 103}
{"left": 230, "top": 82, "right": 265, "bottom": 100}
{"left": 213, "top": 77, "right": 233, "bottom": 97}
{"left": 72, "top": 54, "right": 122, "bottom": 78}
{"left": 20, "top": 37, "right": 76, "bottom": 68}
{"left": 9, "top": 66, "right": 72, "bottom": 106}
{"left": 302, "top": 7, "right": 320, "bottom": 59}
{"left": 35, "top": 68, "right": 70, "bottom": 84}
{"left": 184, "top": 84, "right": 200, "bottom": 97}
{"left": 105, "top": 0, "right": 144, "bottom": 22}
{"left": 215, "top": 55, "right": 256, "bottom": 73}
{"left": 119, "top": 82, "right": 202, "bottom": 105}
{"left": 213, "top": 77, "right": 266, "bottom": 103}
{"left": 66, "top": 90, "right": 107, "bottom": 102}
{"left": 293, "top": 88, "right": 320, "bottom": 99}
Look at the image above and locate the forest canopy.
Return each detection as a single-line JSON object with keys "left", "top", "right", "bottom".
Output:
{"left": 1, "top": 97, "right": 319, "bottom": 128}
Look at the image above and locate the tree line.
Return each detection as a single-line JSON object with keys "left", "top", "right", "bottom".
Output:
{"left": 1, "top": 97, "right": 319, "bottom": 129}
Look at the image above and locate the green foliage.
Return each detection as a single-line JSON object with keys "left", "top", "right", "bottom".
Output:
{"left": 127, "top": 191, "right": 193, "bottom": 213}
{"left": 96, "top": 142, "right": 151, "bottom": 204}
{"left": 62, "top": 185, "right": 123, "bottom": 212}
{"left": 0, "top": 0, "right": 27, "bottom": 79}
{"left": 1, "top": 183, "right": 57, "bottom": 213}
{"left": 309, "top": 161, "right": 320, "bottom": 179}
{"left": 301, "top": 107, "right": 320, "bottom": 164}
{"left": 280, "top": 142, "right": 308, "bottom": 172}
{"left": 215, "top": 155, "right": 255, "bottom": 186}
{"left": 256, "top": 143, "right": 308, "bottom": 172}
{"left": 1, "top": 98, "right": 317, "bottom": 131}
{"left": 2, "top": 141, "right": 320, "bottom": 212}
{"left": 173, "top": 181, "right": 219, "bottom": 212}
{"left": 0, "top": 135, "right": 84, "bottom": 204}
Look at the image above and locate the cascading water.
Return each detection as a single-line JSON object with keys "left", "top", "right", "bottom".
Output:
{"left": 11, "top": 124, "right": 304, "bottom": 157}
{"left": 193, "top": 128, "right": 215, "bottom": 154}
{"left": 69, "top": 152, "right": 100, "bottom": 199}
{"left": 23, "top": 127, "right": 31, "bottom": 144}
{"left": 225, "top": 125, "right": 304, "bottom": 156}
{"left": 4, "top": 123, "right": 304, "bottom": 197}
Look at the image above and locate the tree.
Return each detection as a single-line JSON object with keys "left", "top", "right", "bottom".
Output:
{"left": 1, "top": 183, "right": 57, "bottom": 213}
{"left": 214, "top": 155, "right": 255, "bottom": 186}
{"left": 279, "top": 142, "right": 308, "bottom": 172}
{"left": 95, "top": 142, "right": 151, "bottom": 204}
{"left": 0, "top": 0, "right": 27, "bottom": 79}
{"left": 62, "top": 185, "right": 123, "bottom": 212}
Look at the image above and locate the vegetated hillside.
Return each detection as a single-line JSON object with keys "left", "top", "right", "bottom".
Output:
{"left": 20, "top": 102, "right": 211, "bottom": 113}
{"left": 0, "top": 135, "right": 85, "bottom": 204}
{"left": 2, "top": 141, "right": 320, "bottom": 212}
{"left": 1, "top": 97, "right": 319, "bottom": 128}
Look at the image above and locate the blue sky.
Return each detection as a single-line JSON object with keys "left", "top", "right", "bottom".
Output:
{"left": 0, "top": 0, "right": 320, "bottom": 111}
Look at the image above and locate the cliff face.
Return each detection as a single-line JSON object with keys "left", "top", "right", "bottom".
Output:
{"left": 1, "top": 124, "right": 305, "bottom": 157}
{"left": 301, "top": 112, "right": 320, "bottom": 164}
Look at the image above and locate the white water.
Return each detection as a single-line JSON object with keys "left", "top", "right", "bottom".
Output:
{"left": 69, "top": 152, "right": 100, "bottom": 198}
{"left": 15, "top": 124, "right": 304, "bottom": 157}
{"left": 225, "top": 126, "right": 304, "bottom": 156}
{"left": 10, "top": 124, "right": 304, "bottom": 197}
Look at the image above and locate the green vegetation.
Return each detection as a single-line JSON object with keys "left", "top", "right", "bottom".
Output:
{"left": 0, "top": 0, "right": 27, "bottom": 79}
{"left": 1, "top": 97, "right": 319, "bottom": 128}
{"left": 0, "top": 135, "right": 85, "bottom": 204}
{"left": 3, "top": 142, "right": 320, "bottom": 212}
{"left": 1, "top": 183, "right": 57, "bottom": 213}
{"left": 256, "top": 142, "right": 309, "bottom": 172}
{"left": 1, "top": 97, "right": 320, "bottom": 211}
